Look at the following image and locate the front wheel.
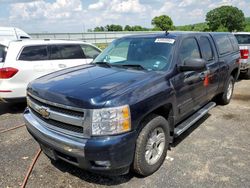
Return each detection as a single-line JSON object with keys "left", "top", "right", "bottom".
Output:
{"left": 216, "top": 76, "right": 235, "bottom": 105}
{"left": 133, "top": 114, "right": 170, "bottom": 176}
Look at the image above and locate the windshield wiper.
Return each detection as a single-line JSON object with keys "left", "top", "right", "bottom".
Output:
{"left": 94, "top": 62, "right": 112, "bottom": 67}
{"left": 120, "top": 64, "right": 146, "bottom": 70}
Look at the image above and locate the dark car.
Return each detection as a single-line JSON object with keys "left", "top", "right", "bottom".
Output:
{"left": 24, "top": 32, "right": 240, "bottom": 176}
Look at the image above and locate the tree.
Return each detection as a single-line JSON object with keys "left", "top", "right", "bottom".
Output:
{"left": 105, "top": 24, "right": 123, "bottom": 31}
{"left": 94, "top": 26, "right": 105, "bottom": 32}
{"left": 206, "top": 6, "right": 245, "bottom": 32}
{"left": 131, "top": 25, "right": 143, "bottom": 31}
{"left": 151, "top": 15, "right": 174, "bottom": 31}
{"left": 124, "top": 25, "right": 132, "bottom": 31}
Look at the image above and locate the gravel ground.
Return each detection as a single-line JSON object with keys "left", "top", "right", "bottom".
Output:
{"left": 0, "top": 79, "right": 249, "bottom": 188}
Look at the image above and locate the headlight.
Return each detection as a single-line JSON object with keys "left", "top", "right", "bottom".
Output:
{"left": 91, "top": 105, "right": 131, "bottom": 135}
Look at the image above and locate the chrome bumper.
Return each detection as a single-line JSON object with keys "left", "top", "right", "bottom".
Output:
{"left": 240, "top": 59, "right": 250, "bottom": 70}
{"left": 23, "top": 108, "right": 86, "bottom": 157}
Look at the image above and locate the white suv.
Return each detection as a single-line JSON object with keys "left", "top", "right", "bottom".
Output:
{"left": 0, "top": 40, "right": 101, "bottom": 102}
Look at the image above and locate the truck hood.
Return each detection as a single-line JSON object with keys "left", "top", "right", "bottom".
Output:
{"left": 28, "top": 64, "right": 159, "bottom": 108}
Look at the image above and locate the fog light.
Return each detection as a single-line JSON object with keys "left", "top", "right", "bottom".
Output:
{"left": 95, "top": 160, "right": 111, "bottom": 167}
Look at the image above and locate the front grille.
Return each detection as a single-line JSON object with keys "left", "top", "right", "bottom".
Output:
{"left": 31, "top": 109, "right": 83, "bottom": 134}
{"left": 28, "top": 94, "right": 84, "bottom": 118}
{"left": 27, "top": 93, "right": 85, "bottom": 136}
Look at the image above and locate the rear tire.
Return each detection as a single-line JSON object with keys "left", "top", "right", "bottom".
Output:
{"left": 216, "top": 76, "right": 235, "bottom": 105}
{"left": 133, "top": 114, "right": 170, "bottom": 176}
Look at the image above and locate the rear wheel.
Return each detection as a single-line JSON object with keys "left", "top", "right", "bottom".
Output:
{"left": 216, "top": 76, "right": 235, "bottom": 105}
{"left": 133, "top": 114, "right": 170, "bottom": 176}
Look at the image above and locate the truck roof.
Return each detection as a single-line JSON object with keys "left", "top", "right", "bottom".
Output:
{"left": 122, "top": 31, "right": 232, "bottom": 39}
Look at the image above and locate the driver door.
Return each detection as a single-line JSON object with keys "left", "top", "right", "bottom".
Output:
{"left": 174, "top": 37, "right": 207, "bottom": 118}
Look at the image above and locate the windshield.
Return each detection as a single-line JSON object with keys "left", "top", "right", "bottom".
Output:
{"left": 235, "top": 34, "right": 250, "bottom": 44}
{"left": 0, "top": 45, "right": 7, "bottom": 63}
{"left": 93, "top": 37, "right": 175, "bottom": 71}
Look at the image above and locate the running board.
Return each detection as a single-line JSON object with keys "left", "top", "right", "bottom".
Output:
{"left": 174, "top": 102, "right": 216, "bottom": 137}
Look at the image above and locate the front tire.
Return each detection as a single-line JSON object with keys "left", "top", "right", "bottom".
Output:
{"left": 217, "top": 76, "right": 235, "bottom": 105}
{"left": 133, "top": 114, "right": 170, "bottom": 176}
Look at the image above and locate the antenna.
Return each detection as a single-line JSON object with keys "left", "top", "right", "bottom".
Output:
{"left": 165, "top": 30, "right": 169, "bottom": 35}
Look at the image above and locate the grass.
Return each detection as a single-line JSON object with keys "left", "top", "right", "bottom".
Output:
{"left": 95, "top": 43, "right": 109, "bottom": 50}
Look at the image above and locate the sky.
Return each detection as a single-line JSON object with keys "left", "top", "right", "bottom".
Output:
{"left": 0, "top": 0, "right": 249, "bottom": 33}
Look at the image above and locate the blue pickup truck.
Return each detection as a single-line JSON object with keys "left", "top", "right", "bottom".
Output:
{"left": 24, "top": 32, "right": 240, "bottom": 176}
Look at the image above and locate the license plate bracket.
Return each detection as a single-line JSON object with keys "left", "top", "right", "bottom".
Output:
{"left": 40, "top": 144, "right": 57, "bottom": 160}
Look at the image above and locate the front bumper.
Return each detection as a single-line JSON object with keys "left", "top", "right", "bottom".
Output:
{"left": 23, "top": 108, "right": 137, "bottom": 175}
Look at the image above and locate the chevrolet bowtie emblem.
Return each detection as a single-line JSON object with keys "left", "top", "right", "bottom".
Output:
{"left": 38, "top": 106, "right": 50, "bottom": 119}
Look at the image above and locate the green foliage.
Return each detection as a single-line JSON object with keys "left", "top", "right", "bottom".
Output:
{"left": 95, "top": 43, "right": 108, "bottom": 50}
{"left": 124, "top": 25, "right": 132, "bottom": 31}
{"left": 124, "top": 25, "right": 146, "bottom": 31}
{"left": 151, "top": 15, "right": 174, "bottom": 31}
{"left": 175, "top": 23, "right": 209, "bottom": 31}
{"left": 206, "top": 6, "right": 245, "bottom": 32}
{"left": 94, "top": 26, "right": 105, "bottom": 32}
{"left": 245, "top": 17, "right": 250, "bottom": 31}
{"left": 105, "top": 24, "right": 123, "bottom": 31}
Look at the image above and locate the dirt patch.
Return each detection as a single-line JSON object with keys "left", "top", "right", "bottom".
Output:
{"left": 233, "top": 94, "right": 250, "bottom": 101}
{"left": 222, "top": 113, "right": 238, "bottom": 120}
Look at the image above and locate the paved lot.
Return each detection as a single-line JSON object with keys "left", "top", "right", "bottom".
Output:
{"left": 0, "top": 80, "right": 250, "bottom": 188}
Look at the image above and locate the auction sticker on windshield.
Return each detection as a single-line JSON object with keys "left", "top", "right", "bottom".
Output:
{"left": 155, "top": 38, "right": 175, "bottom": 44}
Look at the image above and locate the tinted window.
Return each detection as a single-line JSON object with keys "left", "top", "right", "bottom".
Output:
{"left": 0, "top": 45, "right": 6, "bottom": 62}
{"left": 59, "top": 45, "right": 85, "bottom": 59}
{"left": 179, "top": 38, "right": 201, "bottom": 64}
{"left": 214, "top": 35, "right": 234, "bottom": 55}
{"left": 19, "top": 45, "right": 48, "bottom": 61}
{"left": 50, "top": 45, "right": 62, "bottom": 59}
{"left": 229, "top": 35, "right": 239, "bottom": 51}
{"left": 234, "top": 34, "right": 250, "bottom": 44}
{"left": 81, "top": 45, "right": 100, "bottom": 59}
{"left": 199, "top": 36, "right": 214, "bottom": 61}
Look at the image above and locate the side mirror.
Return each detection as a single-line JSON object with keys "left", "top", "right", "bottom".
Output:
{"left": 178, "top": 58, "right": 207, "bottom": 72}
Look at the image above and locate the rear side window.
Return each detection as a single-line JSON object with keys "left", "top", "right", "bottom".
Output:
{"left": 50, "top": 45, "right": 62, "bottom": 60}
{"left": 234, "top": 34, "right": 250, "bottom": 44}
{"left": 19, "top": 45, "right": 48, "bottom": 61}
{"left": 179, "top": 38, "right": 201, "bottom": 64}
{"left": 81, "top": 45, "right": 100, "bottom": 59}
{"left": 59, "top": 45, "right": 85, "bottom": 59}
{"left": 0, "top": 45, "right": 7, "bottom": 62}
{"left": 228, "top": 35, "right": 239, "bottom": 51}
{"left": 214, "top": 35, "right": 234, "bottom": 55}
{"left": 199, "top": 36, "right": 214, "bottom": 61}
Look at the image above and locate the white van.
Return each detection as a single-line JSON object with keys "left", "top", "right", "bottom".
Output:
{"left": 0, "top": 27, "right": 31, "bottom": 41}
{"left": 0, "top": 40, "right": 101, "bottom": 102}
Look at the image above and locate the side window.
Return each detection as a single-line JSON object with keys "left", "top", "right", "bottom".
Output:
{"left": 50, "top": 45, "right": 62, "bottom": 60}
{"left": 81, "top": 45, "right": 100, "bottom": 59}
{"left": 235, "top": 34, "right": 250, "bottom": 44}
{"left": 214, "top": 35, "right": 234, "bottom": 55}
{"left": 179, "top": 38, "right": 201, "bottom": 64}
{"left": 199, "top": 36, "right": 214, "bottom": 61}
{"left": 59, "top": 45, "right": 85, "bottom": 59}
{"left": 228, "top": 35, "right": 239, "bottom": 51}
{"left": 0, "top": 45, "right": 7, "bottom": 62}
{"left": 19, "top": 45, "right": 48, "bottom": 61}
